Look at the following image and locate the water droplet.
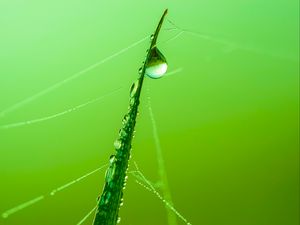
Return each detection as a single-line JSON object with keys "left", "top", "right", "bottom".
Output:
{"left": 138, "top": 67, "right": 143, "bottom": 74}
{"left": 145, "top": 47, "right": 168, "bottom": 79}
{"left": 104, "top": 191, "right": 111, "bottom": 204}
{"left": 130, "top": 80, "right": 139, "bottom": 98}
{"left": 109, "top": 155, "right": 116, "bottom": 164}
{"left": 117, "top": 217, "right": 121, "bottom": 223}
{"left": 122, "top": 115, "right": 129, "bottom": 124}
{"left": 96, "top": 196, "right": 100, "bottom": 201}
{"left": 105, "top": 159, "right": 116, "bottom": 184}
{"left": 119, "top": 129, "right": 127, "bottom": 139}
{"left": 114, "top": 139, "right": 122, "bottom": 149}
{"left": 129, "top": 98, "right": 135, "bottom": 106}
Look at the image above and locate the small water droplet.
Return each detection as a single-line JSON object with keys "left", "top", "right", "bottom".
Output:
{"left": 104, "top": 191, "right": 112, "bottom": 204}
{"left": 114, "top": 139, "right": 122, "bottom": 149}
{"left": 119, "top": 129, "right": 127, "bottom": 139}
{"left": 109, "top": 155, "right": 116, "bottom": 164}
{"left": 117, "top": 217, "right": 121, "bottom": 223}
{"left": 105, "top": 159, "right": 116, "bottom": 185}
{"left": 138, "top": 67, "right": 143, "bottom": 74}
{"left": 145, "top": 47, "right": 168, "bottom": 79}
{"left": 130, "top": 80, "right": 139, "bottom": 97}
{"left": 150, "top": 34, "right": 154, "bottom": 40}
{"left": 129, "top": 98, "right": 136, "bottom": 106}
{"left": 122, "top": 115, "right": 129, "bottom": 124}
{"left": 96, "top": 196, "right": 101, "bottom": 202}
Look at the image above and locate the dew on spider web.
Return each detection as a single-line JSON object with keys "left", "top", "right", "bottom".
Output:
{"left": 1, "top": 163, "right": 108, "bottom": 219}
{"left": 0, "top": 35, "right": 149, "bottom": 119}
{"left": 166, "top": 19, "right": 297, "bottom": 62}
{"left": 1, "top": 23, "right": 185, "bottom": 224}
{"left": 75, "top": 205, "right": 97, "bottom": 225}
{"left": 0, "top": 70, "right": 184, "bottom": 223}
{"left": 0, "top": 88, "right": 122, "bottom": 129}
{"left": 127, "top": 83, "right": 181, "bottom": 225}
{"left": 1, "top": 196, "right": 45, "bottom": 219}
{"left": 0, "top": 27, "right": 182, "bottom": 120}
{"left": 0, "top": 32, "right": 182, "bottom": 131}
{"left": 128, "top": 162, "right": 193, "bottom": 225}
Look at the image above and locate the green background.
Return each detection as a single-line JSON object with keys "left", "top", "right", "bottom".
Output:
{"left": 0, "top": 0, "right": 299, "bottom": 225}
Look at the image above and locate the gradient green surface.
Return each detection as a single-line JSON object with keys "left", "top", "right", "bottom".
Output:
{"left": 0, "top": 1, "right": 299, "bottom": 225}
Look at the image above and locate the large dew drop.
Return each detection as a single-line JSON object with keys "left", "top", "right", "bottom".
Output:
{"left": 145, "top": 47, "right": 168, "bottom": 79}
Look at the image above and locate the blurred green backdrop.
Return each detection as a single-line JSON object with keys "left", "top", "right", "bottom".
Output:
{"left": 0, "top": 0, "right": 299, "bottom": 225}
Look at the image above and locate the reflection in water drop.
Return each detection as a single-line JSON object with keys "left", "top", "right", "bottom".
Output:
{"left": 145, "top": 47, "right": 168, "bottom": 79}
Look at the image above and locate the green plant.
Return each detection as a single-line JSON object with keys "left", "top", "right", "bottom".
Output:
{"left": 92, "top": 9, "right": 169, "bottom": 225}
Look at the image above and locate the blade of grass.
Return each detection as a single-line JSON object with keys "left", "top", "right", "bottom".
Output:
{"left": 92, "top": 9, "right": 169, "bottom": 225}
{"left": 146, "top": 85, "right": 178, "bottom": 225}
